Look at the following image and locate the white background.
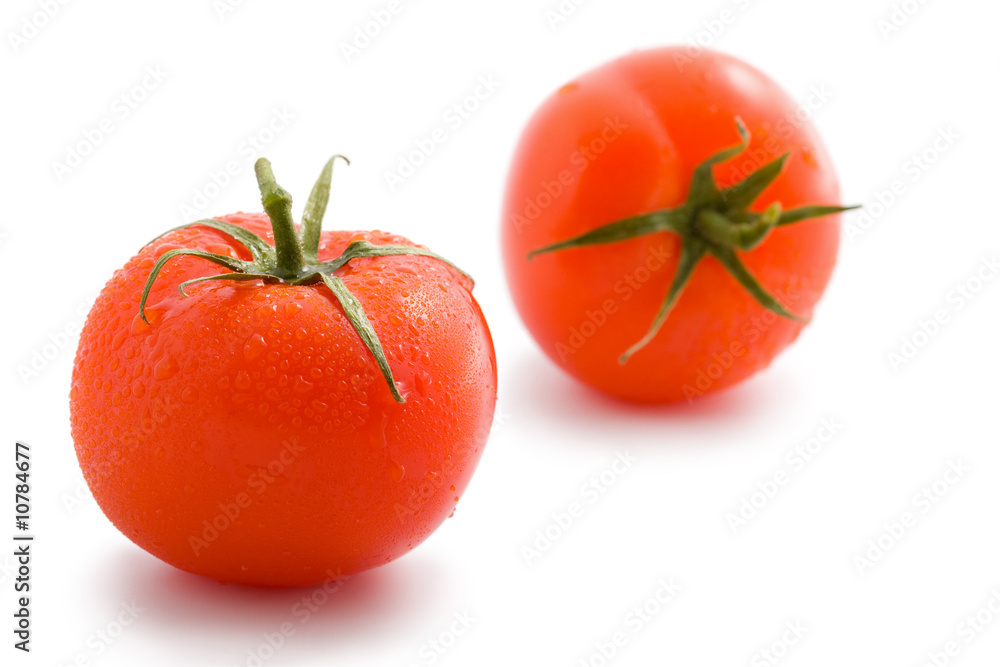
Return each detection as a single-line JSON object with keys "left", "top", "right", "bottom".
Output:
{"left": 2, "top": 1, "right": 1000, "bottom": 666}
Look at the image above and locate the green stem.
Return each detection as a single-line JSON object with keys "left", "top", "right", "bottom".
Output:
{"left": 255, "top": 158, "right": 306, "bottom": 279}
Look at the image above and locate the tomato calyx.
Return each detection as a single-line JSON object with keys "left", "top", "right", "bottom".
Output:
{"left": 527, "top": 119, "right": 858, "bottom": 365}
{"left": 139, "top": 156, "right": 472, "bottom": 404}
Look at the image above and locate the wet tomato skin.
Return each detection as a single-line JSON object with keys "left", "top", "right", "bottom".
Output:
{"left": 71, "top": 213, "right": 496, "bottom": 587}
{"left": 502, "top": 48, "right": 842, "bottom": 403}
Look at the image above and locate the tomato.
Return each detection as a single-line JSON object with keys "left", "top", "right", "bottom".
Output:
{"left": 502, "top": 47, "right": 852, "bottom": 403}
{"left": 71, "top": 157, "right": 496, "bottom": 587}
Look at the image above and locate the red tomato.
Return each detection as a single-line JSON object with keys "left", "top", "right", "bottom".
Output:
{"left": 71, "top": 158, "right": 496, "bottom": 586}
{"left": 502, "top": 47, "right": 849, "bottom": 403}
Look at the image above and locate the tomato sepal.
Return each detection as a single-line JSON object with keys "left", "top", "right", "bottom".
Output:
{"left": 301, "top": 155, "right": 350, "bottom": 261}
{"left": 319, "top": 273, "right": 405, "bottom": 403}
{"left": 147, "top": 218, "right": 278, "bottom": 266}
{"left": 176, "top": 272, "right": 281, "bottom": 297}
{"left": 709, "top": 245, "right": 807, "bottom": 322}
{"left": 317, "top": 239, "right": 473, "bottom": 284}
{"left": 137, "top": 156, "right": 472, "bottom": 404}
{"left": 527, "top": 207, "right": 689, "bottom": 259}
{"left": 777, "top": 205, "right": 858, "bottom": 227}
{"left": 527, "top": 119, "right": 859, "bottom": 363}
{"left": 619, "top": 237, "right": 706, "bottom": 365}
{"left": 139, "top": 248, "right": 258, "bottom": 323}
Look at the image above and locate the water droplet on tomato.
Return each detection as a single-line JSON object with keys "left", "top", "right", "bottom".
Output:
{"left": 390, "top": 461, "right": 405, "bottom": 483}
{"left": 112, "top": 329, "right": 129, "bottom": 350}
{"left": 284, "top": 301, "right": 303, "bottom": 318}
{"left": 206, "top": 243, "right": 236, "bottom": 258}
{"left": 413, "top": 372, "right": 428, "bottom": 397}
{"left": 369, "top": 411, "right": 390, "bottom": 450}
{"left": 130, "top": 312, "right": 152, "bottom": 334}
{"left": 153, "top": 356, "right": 179, "bottom": 380}
{"left": 235, "top": 371, "right": 252, "bottom": 390}
{"left": 181, "top": 386, "right": 198, "bottom": 403}
{"left": 243, "top": 333, "right": 267, "bottom": 361}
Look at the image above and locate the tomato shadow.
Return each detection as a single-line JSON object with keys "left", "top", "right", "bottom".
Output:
{"left": 501, "top": 347, "right": 802, "bottom": 444}
{"left": 97, "top": 545, "right": 446, "bottom": 661}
